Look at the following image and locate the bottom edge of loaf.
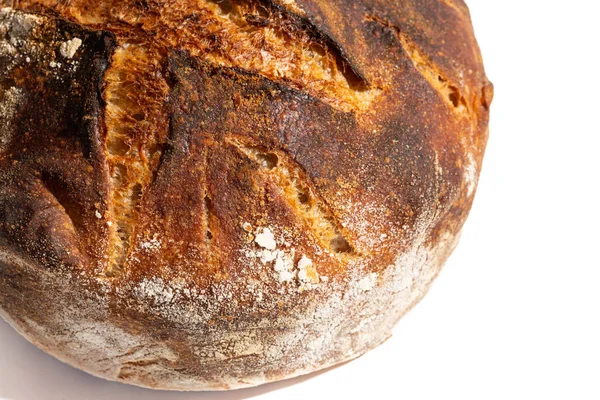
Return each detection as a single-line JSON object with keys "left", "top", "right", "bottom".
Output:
{"left": 0, "top": 230, "right": 459, "bottom": 392}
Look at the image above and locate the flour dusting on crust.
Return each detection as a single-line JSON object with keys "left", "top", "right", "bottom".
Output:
{"left": 59, "top": 37, "right": 82, "bottom": 59}
{"left": 0, "top": 87, "right": 23, "bottom": 152}
{"left": 2, "top": 231, "right": 458, "bottom": 390}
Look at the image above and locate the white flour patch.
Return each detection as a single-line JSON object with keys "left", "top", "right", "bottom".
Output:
{"left": 60, "top": 37, "right": 82, "bottom": 59}
{"left": 356, "top": 273, "right": 378, "bottom": 292}
{"left": 297, "top": 254, "right": 320, "bottom": 290}
{"left": 244, "top": 228, "right": 324, "bottom": 290}
{"left": 297, "top": 254, "right": 312, "bottom": 271}
{"left": 273, "top": 249, "right": 296, "bottom": 283}
{"left": 255, "top": 227, "right": 277, "bottom": 250}
{"left": 139, "top": 236, "right": 162, "bottom": 252}
{"left": 0, "top": 87, "right": 24, "bottom": 152}
{"left": 259, "top": 249, "right": 277, "bottom": 263}
{"left": 464, "top": 152, "right": 478, "bottom": 197}
{"left": 133, "top": 277, "right": 175, "bottom": 306}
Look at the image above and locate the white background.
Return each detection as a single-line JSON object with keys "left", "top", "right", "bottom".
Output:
{"left": 1, "top": 1, "right": 599, "bottom": 399}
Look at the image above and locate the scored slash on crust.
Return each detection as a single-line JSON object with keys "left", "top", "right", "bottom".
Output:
{"left": 365, "top": 14, "right": 471, "bottom": 115}
{"left": 228, "top": 137, "right": 359, "bottom": 258}
{"left": 24, "top": 0, "right": 391, "bottom": 277}
{"left": 14, "top": 0, "right": 382, "bottom": 112}
{"left": 103, "top": 44, "right": 171, "bottom": 277}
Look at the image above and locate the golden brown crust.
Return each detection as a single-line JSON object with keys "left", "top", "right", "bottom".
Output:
{"left": 0, "top": 0, "right": 492, "bottom": 390}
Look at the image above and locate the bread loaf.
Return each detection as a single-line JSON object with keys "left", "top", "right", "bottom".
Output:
{"left": 0, "top": 0, "right": 492, "bottom": 391}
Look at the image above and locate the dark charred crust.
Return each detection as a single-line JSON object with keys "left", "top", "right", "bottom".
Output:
{"left": 0, "top": 9, "right": 116, "bottom": 271}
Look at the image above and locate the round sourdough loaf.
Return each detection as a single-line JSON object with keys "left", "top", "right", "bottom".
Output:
{"left": 0, "top": 0, "right": 492, "bottom": 391}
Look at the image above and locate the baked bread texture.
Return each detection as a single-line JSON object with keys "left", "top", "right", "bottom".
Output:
{"left": 0, "top": 0, "right": 492, "bottom": 391}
